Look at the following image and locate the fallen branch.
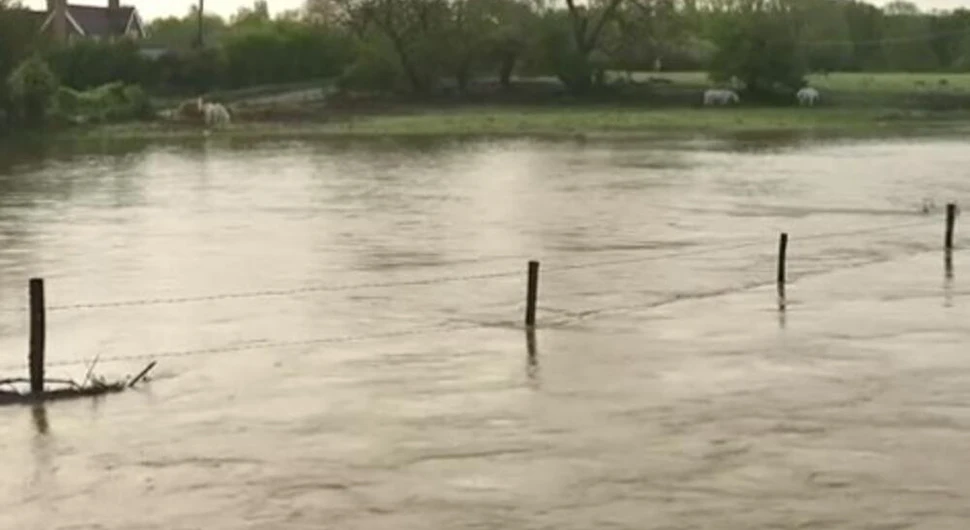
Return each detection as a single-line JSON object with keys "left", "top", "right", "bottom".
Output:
{"left": 128, "top": 361, "right": 157, "bottom": 388}
{"left": 0, "top": 360, "right": 158, "bottom": 406}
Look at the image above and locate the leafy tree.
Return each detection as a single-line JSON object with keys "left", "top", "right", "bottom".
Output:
{"left": 0, "top": 1, "right": 41, "bottom": 129}
{"left": 46, "top": 40, "right": 152, "bottom": 91}
{"left": 795, "top": 0, "right": 853, "bottom": 72}
{"left": 145, "top": 10, "right": 228, "bottom": 50}
{"left": 330, "top": 0, "right": 453, "bottom": 93}
{"left": 707, "top": 2, "right": 805, "bottom": 97}
{"left": 881, "top": 9, "right": 938, "bottom": 71}
{"left": 223, "top": 20, "right": 354, "bottom": 87}
{"left": 7, "top": 55, "right": 59, "bottom": 126}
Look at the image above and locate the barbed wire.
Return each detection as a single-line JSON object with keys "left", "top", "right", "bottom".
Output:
{"left": 545, "top": 217, "right": 937, "bottom": 273}
{"left": 0, "top": 269, "right": 524, "bottom": 314}
{"left": 0, "top": 216, "right": 942, "bottom": 315}
{"left": 0, "top": 321, "right": 485, "bottom": 373}
{"left": 0, "top": 216, "right": 949, "bottom": 376}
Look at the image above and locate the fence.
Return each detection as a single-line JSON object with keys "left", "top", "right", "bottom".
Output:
{"left": 0, "top": 206, "right": 958, "bottom": 398}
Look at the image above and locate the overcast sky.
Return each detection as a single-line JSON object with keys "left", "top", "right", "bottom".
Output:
{"left": 21, "top": 0, "right": 970, "bottom": 22}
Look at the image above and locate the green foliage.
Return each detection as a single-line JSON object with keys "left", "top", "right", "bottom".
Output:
{"left": 144, "top": 12, "right": 228, "bottom": 50}
{"left": 0, "top": 3, "right": 41, "bottom": 131}
{"left": 708, "top": 8, "right": 806, "bottom": 97}
{"left": 56, "top": 81, "right": 154, "bottom": 123}
{"left": 9, "top": 0, "right": 970, "bottom": 125}
{"left": 46, "top": 40, "right": 152, "bottom": 91}
{"left": 7, "top": 55, "right": 59, "bottom": 125}
{"left": 223, "top": 21, "right": 355, "bottom": 88}
{"left": 167, "top": 47, "right": 228, "bottom": 93}
{"left": 337, "top": 38, "right": 402, "bottom": 92}
{"left": 524, "top": 11, "right": 598, "bottom": 93}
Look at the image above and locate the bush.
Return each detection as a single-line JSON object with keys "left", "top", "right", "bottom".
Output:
{"left": 46, "top": 39, "right": 154, "bottom": 91}
{"left": 224, "top": 22, "right": 355, "bottom": 88}
{"left": 337, "top": 40, "right": 402, "bottom": 92}
{"left": 55, "top": 81, "right": 154, "bottom": 123}
{"left": 7, "top": 56, "right": 59, "bottom": 125}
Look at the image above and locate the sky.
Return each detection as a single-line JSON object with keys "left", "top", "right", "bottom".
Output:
{"left": 20, "top": 0, "right": 970, "bottom": 22}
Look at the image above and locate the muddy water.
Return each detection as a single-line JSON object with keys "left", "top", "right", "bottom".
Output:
{"left": 1, "top": 134, "right": 969, "bottom": 529}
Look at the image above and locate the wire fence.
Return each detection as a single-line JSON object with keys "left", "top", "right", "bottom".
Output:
{"left": 0, "top": 214, "right": 950, "bottom": 375}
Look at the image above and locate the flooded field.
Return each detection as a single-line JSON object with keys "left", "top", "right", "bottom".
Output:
{"left": 1, "top": 133, "right": 969, "bottom": 529}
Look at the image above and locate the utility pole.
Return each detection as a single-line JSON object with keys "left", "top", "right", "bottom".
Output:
{"left": 195, "top": 0, "right": 205, "bottom": 48}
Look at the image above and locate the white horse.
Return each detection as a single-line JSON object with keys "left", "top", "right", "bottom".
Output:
{"left": 797, "top": 87, "right": 820, "bottom": 107}
{"left": 196, "top": 97, "right": 231, "bottom": 128}
{"left": 703, "top": 89, "right": 740, "bottom": 106}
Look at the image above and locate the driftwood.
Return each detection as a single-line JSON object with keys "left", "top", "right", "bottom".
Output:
{"left": 0, "top": 361, "right": 156, "bottom": 406}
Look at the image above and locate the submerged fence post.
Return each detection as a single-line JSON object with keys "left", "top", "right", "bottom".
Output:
{"left": 777, "top": 233, "right": 789, "bottom": 287}
{"left": 525, "top": 260, "right": 540, "bottom": 327}
{"left": 29, "top": 278, "right": 46, "bottom": 395}
{"left": 945, "top": 203, "right": 957, "bottom": 251}
{"left": 777, "top": 233, "right": 788, "bottom": 312}
{"left": 525, "top": 327, "right": 538, "bottom": 380}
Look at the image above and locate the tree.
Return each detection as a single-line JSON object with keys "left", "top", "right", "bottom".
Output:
{"left": 7, "top": 56, "right": 59, "bottom": 126}
{"left": 928, "top": 9, "right": 970, "bottom": 70}
{"left": 329, "top": 0, "right": 453, "bottom": 93}
{"left": 0, "top": 1, "right": 41, "bottom": 128}
{"left": 232, "top": 0, "right": 272, "bottom": 27}
{"left": 484, "top": 0, "right": 540, "bottom": 88}
{"left": 707, "top": 0, "right": 805, "bottom": 97}
{"left": 559, "top": 0, "right": 626, "bottom": 92}
{"left": 604, "top": 0, "right": 692, "bottom": 75}
{"left": 145, "top": 10, "right": 228, "bottom": 50}
{"left": 46, "top": 39, "right": 153, "bottom": 91}
{"left": 796, "top": 0, "right": 853, "bottom": 72}
{"left": 223, "top": 19, "right": 355, "bottom": 87}
{"left": 881, "top": 8, "right": 938, "bottom": 71}
{"left": 438, "top": 0, "right": 539, "bottom": 92}
{"left": 842, "top": 0, "right": 884, "bottom": 70}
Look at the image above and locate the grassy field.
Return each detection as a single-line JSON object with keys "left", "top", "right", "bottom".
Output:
{"left": 638, "top": 71, "right": 970, "bottom": 94}
{"left": 80, "top": 71, "right": 970, "bottom": 141}
{"left": 76, "top": 105, "right": 970, "bottom": 143}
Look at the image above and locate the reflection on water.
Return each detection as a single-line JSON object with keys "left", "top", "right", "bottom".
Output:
{"left": 30, "top": 403, "right": 49, "bottom": 435}
{"left": 0, "top": 132, "right": 969, "bottom": 529}
{"left": 525, "top": 328, "right": 539, "bottom": 384}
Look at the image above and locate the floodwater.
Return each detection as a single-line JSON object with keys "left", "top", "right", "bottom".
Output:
{"left": 1, "top": 132, "right": 969, "bottom": 529}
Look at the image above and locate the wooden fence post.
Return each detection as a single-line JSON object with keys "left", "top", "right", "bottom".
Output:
{"left": 777, "top": 233, "right": 789, "bottom": 287}
{"left": 945, "top": 203, "right": 957, "bottom": 251}
{"left": 29, "top": 278, "right": 46, "bottom": 396}
{"left": 525, "top": 260, "right": 540, "bottom": 327}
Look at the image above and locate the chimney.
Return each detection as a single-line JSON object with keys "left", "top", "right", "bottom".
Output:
{"left": 51, "top": 0, "right": 67, "bottom": 44}
{"left": 109, "top": 0, "right": 120, "bottom": 11}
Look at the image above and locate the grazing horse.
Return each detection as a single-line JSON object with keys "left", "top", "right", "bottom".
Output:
{"left": 703, "top": 89, "right": 740, "bottom": 106}
{"left": 797, "top": 87, "right": 820, "bottom": 107}
{"left": 196, "top": 97, "right": 231, "bottom": 129}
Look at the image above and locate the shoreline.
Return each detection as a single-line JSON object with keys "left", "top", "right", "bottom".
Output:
{"left": 52, "top": 105, "right": 970, "bottom": 144}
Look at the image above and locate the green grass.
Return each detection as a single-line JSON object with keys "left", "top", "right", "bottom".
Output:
{"left": 75, "top": 71, "right": 970, "bottom": 142}
{"left": 639, "top": 71, "right": 970, "bottom": 94}
{"left": 72, "top": 105, "right": 970, "bottom": 142}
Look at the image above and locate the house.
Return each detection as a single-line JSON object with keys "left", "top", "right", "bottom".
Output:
{"left": 34, "top": 0, "right": 147, "bottom": 43}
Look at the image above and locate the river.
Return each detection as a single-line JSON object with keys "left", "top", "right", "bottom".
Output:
{"left": 1, "top": 133, "right": 969, "bottom": 529}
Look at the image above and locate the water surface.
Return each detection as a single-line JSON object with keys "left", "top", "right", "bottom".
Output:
{"left": 1, "top": 133, "right": 968, "bottom": 529}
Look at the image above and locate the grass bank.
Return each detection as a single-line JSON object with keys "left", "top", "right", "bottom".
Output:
{"left": 73, "top": 105, "right": 970, "bottom": 142}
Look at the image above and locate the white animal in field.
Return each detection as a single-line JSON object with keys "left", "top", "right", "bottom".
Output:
{"left": 703, "top": 88, "right": 740, "bottom": 106}
{"left": 196, "top": 97, "right": 231, "bottom": 128}
{"left": 797, "top": 86, "right": 820, "bottom": 106}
